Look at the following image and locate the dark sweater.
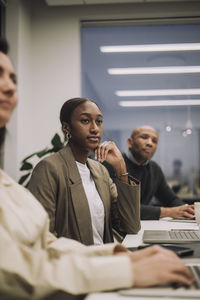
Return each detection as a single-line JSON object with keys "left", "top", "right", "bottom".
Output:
{"left": 104, "top": 153, "right": 183, "bottom": 220}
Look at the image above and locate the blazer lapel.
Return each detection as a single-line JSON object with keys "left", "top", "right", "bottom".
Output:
{"left": 59, "top": 146, "right": 94, "bottom": 245}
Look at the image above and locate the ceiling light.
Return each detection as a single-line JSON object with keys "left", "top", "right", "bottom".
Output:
{"left": 108, "top": 66, "right": 200, "bottom": 75}
{"left": 186, "top": 128, "right": 192, "bottom": 135}
{"left": 165, "top": 125, "right": 172, "bottom": 132}
{"left": 100, "top": 43, "right": 200, "bottom": 53}
{"left": 119, "top": 99, "right": 200, "bottom": 107}
{"left": 116, "top": 89, "right": 200, "bottom": 97}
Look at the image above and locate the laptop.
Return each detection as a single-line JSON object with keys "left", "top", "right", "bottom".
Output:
{"left": 168, "top": 217, "right": 196, "bottom": 223}
{"left": 143, "top": 229, "right": 200, "bottom": 244}
{"left": 118, "top": 259, "right": 200, "bottom": 299}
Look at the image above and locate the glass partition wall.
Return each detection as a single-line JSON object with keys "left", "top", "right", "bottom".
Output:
{"left": 81, "top": 22, "right": 200, "bottom": 202}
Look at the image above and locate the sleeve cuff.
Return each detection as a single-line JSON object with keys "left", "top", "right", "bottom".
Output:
{"left": 88, "top": 255, "right": 133, "bottom": 292}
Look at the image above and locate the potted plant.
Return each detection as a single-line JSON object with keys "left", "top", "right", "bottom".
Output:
{"left": 18, "top": 133, "right": 65, "bottom": 187}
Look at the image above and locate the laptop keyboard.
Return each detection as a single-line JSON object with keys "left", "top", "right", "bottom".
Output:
{"left": 189, "top": 265, "right": 200, "bottom": 289}
{"left": 172, "top": 265, "right": 200, "bottom": 290}
{"left": 118, "top": 264, "right": 200, "bottom": 298}
{"left": 169, "top": 230, "right": 200, "bottom": 240}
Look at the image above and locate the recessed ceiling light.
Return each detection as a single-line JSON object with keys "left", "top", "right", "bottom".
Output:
{"left": 165, "top": 125, "right": 172, "bottom": 132}
{"left": 108, "top": 66, "right": 200, "bottom": 75}
{"left": 116, "top": 89, "right": 200, "bottom": 97}
{"left": 100, "top": 43, "right": 200, "bottom": 53}
{"left": 186, "top": 128, "right": 192, "bottom": 134}
{"left": 119, "top": 99, "right": 200, "bottom": 107}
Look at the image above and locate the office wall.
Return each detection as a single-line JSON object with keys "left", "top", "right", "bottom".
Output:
{"left": 5, "top": 0, "right": 32, "bottom": 179}
{"left": 5, "top": 0, "right": 200, "bottom": 180}
{"left": 6, "top": 0, "right": 82, "bottom": 180}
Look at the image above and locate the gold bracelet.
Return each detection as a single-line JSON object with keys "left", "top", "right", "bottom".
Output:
{"left": 120, "top": 172, "right": 128, "bottom": 177}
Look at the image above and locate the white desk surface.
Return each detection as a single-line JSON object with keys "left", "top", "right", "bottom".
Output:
{"left": 86, "top": 219, "right": 199, "bottom": 300}
{"left": 85, "top": 292, "right": 190, "bottom": 300}
{"left": 123, "top": 218, "right": 199, "bottom": 248}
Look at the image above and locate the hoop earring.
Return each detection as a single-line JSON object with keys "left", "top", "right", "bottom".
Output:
{"left": 65, "top": 132, "right": 72, "bottom": 143}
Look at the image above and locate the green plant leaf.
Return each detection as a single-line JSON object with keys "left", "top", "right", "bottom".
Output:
{"left": 20, "top": 162, "right": 33, "bottom": 171}
{"left": 22, "top": 152, "right": 40, "bottom": 163}
{"left": 51, "top": 133, "right": 64, "bottom": 151}
{"left": 18, "top": 173, "right": 31, "bottom": 185}
{"left": 44, "top": 148, "right": 54, "bottom": 155}
{"left": 36, "top": 148, "right": 49, "bottom": 158}
{"left": 19, "top": 132, "right": 65, "bottom": 186}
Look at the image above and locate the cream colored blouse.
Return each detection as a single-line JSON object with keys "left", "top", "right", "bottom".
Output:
{"left": 0, "top": 170, "right": 132, "bottom": 299}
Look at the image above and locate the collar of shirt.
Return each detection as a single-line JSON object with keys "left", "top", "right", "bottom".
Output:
{"left": 126, "top": 149, "right": 149, "bottom": 166}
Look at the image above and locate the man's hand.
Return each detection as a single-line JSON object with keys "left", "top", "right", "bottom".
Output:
{"left": 160, "top": 205, "right": 194, "bottom": 219}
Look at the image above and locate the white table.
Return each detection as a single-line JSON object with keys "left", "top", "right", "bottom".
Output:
{"left": 85, "top": 219, "right": 199, "bottom": 300}
{"left": 85, "top": 292, "right": 195, "bottom": 300}
{"left": 123, "top": 218, "right": 199, "bottom": 248}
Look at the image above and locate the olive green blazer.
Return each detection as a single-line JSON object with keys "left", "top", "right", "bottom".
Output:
{"left": 28, "top": 145, "right": 140, "bottom": 245}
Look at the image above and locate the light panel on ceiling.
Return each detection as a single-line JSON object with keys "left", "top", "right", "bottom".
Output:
{"left": 100, "top": 43, "right": 200, "bottom": 53}
{"left": 119, "top": 99, "right": 200, "bottom": 107}
{"left": 108, "top": 66, "right": 200, "bottom": 75}
{"left": 116, "top": 88, "right": 200, "bottom": 97}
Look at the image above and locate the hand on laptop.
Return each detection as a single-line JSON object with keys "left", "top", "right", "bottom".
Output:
{"left": 128, "top": 245, "right": 194, "bottom": 287}
{"left": 160, "top": 204, "right": 194, "bottom": 219}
